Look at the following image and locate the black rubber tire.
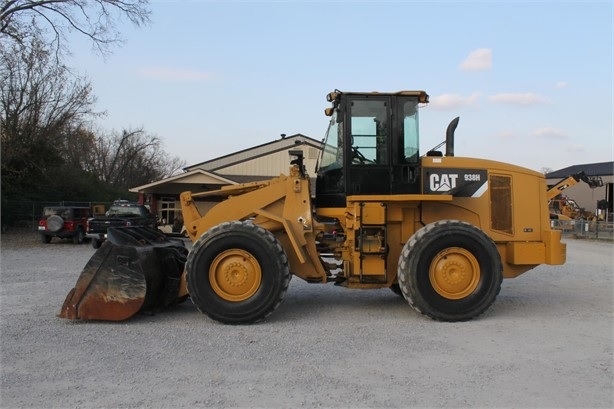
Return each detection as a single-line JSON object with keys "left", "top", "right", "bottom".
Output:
{"left": 397, "top": 220, "right": 502, "bottom": 321}
{"left": 72, "top": 229, "right": 84, "bottom": 244}
{"left": 41, "top": 234, "right": 52, "bottom": 244}
{"left": 186, "top": 221, "right": 290, "bottom": 324}
{"left": 46, "top": 215, "right": 64, "bottom": 233}
{"left": 91, "top": 239, "right": 102, "bottom": 249}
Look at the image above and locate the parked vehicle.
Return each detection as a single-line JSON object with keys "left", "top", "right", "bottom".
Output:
{"left": 38, "top": 206, "right": 91, "bottom": 244}
{"left": 85, "top": 200, "right": 158, "bottom": 249}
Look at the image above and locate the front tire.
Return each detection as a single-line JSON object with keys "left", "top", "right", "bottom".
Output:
{"left": 397, "top": 220, "right": 502, "bottom": 321}
{"left": 186, "top": 221, "right": 290, "bottom": 324}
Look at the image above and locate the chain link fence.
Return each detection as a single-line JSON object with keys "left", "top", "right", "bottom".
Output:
{"left": 2, "top": 200, "right": 113, "bottom": 231}
{"left": 3, "top": 200, "right": 613, "bottom": 241}
{"left": 551, "top": 219, "right": 614, "bottom": 240}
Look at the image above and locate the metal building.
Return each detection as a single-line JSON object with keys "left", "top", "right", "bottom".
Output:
{"left": 129, "top": 134, "right": 322, "bottom": 234}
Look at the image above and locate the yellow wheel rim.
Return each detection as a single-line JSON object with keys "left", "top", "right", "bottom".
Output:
{"left": 209, "top": 249, "right": 262, "bottom": 302}
{"left": 429, "top": 247, "right": 480, "bottom": 300}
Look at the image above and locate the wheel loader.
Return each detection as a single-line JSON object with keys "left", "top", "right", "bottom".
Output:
{"left": 59, "top": 89, "right": 566, "bottom": 324}
{"left": 547, "top": 171, "right": 603, "bottom": 220}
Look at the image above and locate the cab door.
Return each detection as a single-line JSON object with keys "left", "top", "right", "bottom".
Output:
{"left": 390, "top": 96, "right": 421, "bottom": 194}
{"left": 346, "top": 97, "right": 391, "bottom": 195}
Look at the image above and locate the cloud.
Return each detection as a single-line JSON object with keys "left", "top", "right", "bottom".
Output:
{"left": 489, "top": 93, "right": 549, "bottom": 106}
{"left": 459, "top": 48, "right": 492, "bottom": 71}
{"left": 138, "top": 66, "right": 212, "bottom": 81}
{"left": 429, "top": 93, "right": 481, "bottom": 110}
{"left": 565, "top": 144, "right": 585, "bottom": 152}
{"left": 555, "top": 81, "right": 568, "bottom": 89}
{"left": 530, "top": 127, "right": 568, "bottom": 139}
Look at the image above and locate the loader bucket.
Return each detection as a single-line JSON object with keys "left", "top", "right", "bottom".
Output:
{"left": 59, "top": 226, "right": 188, "bottom": 321}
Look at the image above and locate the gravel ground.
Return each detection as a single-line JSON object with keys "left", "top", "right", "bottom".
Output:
{"left": 0, "top": 230, "right": 612, "bottom": 409}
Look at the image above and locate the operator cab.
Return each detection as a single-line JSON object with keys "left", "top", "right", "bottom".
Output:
{"left": 315, "top": 90, "right": 429, "bottom": 207}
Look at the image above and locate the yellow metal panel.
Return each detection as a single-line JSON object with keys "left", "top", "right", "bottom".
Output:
{"left": 505, "top": 242, "right": 546, "bottom": 264}
{"left": 508, "top": 172, "right": 543, "bottom": 242}
{"left": 387, "top": 206, "right": 403, "bottom": 222}
{"left": 355, "top": 255, "right": 386, "bottom": 276}
{"left": 361, "top": 202, "right": 386, "bottom": 225}
{"left": 544, "top": 230, "right": 566, "bottom": 265}
{"left": 398, "top": 206, "right": 419, "bottom": 244}
{"left": 422, "top": 201, "right": 482, "bottom": 229}
{"left": 348, "top": 194, "right": 453, "bottom": 202}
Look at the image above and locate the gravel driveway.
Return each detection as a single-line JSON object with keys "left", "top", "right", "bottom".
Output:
{"left": 1, "top": 231, "right": 612, "bottom": 408}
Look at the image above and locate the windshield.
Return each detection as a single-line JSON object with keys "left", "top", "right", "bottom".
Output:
{"left": 44, "top": 208, "right": 72, "bottom": 218}
{"left": 107, "top": 206, "right": 144, "bottom": 217}
{"left": 317, "top": 95, "right": 422, "bottom": 171}
{"left": 317, "top": 110, "right": 343, "bottom": 171}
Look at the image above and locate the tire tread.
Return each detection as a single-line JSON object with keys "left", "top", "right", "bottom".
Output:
{"left": 186, "top": 221, "right": 290, "bottom": 324}
{"left": 397, "top": 220, "right": 502, "bottom": 321}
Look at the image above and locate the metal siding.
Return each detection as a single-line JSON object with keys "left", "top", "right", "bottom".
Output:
{"left": 216, "top": 149, "right": 319, "bottom": 177}
{"left": 185, "top": 135, "right": 323, "bottom": 172}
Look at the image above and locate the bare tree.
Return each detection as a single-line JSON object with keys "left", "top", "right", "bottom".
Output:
{"left": 0, "top": 35, "right": 100, "bottom": 195}
{"left": 0, "top": 1, "right": 183, "bottom": 229}
{"left": 85, "top": 128, "right": 186, "bottom": 191}
{"left": 0, "top": 0, "right": 150, "bottom": 55}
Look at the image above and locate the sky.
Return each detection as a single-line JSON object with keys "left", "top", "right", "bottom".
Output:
{"left": 67, "top": 0, "right": 613, "bottom": 173}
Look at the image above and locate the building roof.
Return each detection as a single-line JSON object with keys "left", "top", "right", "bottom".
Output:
{"left": 218, "top": 174, "right": 271, "bottom": 184}
{"left": 130, "top": 134, "right": 323, "bottom": 196}
{"left": 184, "top": 133, "right": 322, "bottom": 172}
{"left": 129, "top": 169, "right": 236, "bottom": 194}
{"left": 546, "top": 161, "right": 613, "bottom": 179}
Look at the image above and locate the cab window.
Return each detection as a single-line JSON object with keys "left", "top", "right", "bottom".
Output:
{"left": 349, "top": 99, "right": 388, "bottom": 165}
{"left": 401, "top": 99, "right": 419, "bottom": 163}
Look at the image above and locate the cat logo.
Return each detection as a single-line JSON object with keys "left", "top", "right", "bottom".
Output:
{"left": 430, "top": 173, "right": 459, "bottom": 192}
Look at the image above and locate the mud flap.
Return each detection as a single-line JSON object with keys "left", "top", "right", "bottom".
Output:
{"left": 59, "top": 226, "right": 187, "bottom": 321}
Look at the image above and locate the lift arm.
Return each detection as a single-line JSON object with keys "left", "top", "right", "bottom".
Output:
{"left": 547, "top": 171, "right": 603, "bottom": 201}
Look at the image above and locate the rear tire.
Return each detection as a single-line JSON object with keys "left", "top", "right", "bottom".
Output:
{"left": 92, "top": 239, "right": 102, "bottom": 249}
{"left": 41, "top": 234, "right": 52, "bottom": 244}
{"left": 397, "top": 220, "right": 502, "bottom": 321}
{"left": 186, "top": 221, "right": 290, "bottom": 324}
{"left": 73, "top": 229, "right": 84, "bottom": 244}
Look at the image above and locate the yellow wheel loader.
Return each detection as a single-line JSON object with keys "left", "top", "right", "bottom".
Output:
{"left": 59, "top": 89, "right": 566, "bottom": 323}
{"left": 547, "top": 171, "right": 603, "bottom": 220}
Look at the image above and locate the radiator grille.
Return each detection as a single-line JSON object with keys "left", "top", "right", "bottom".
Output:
{"left": 490, "top": 175, "right": 513, "bottom": 234}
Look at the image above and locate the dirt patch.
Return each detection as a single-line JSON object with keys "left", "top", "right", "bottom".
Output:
{"left": 1, "top": 233, "right": 612, "bottom": 408}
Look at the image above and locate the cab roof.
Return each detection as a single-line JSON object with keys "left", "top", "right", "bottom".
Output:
{"left": 329, "top": 90, "right": 429, "bottom": 103}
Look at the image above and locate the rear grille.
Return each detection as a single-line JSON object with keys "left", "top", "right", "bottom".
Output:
{"left": 490, "top": 174, "right": 513, "bottom": 234}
